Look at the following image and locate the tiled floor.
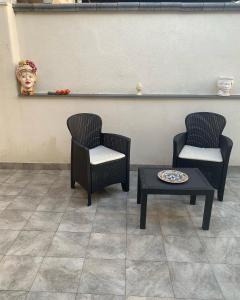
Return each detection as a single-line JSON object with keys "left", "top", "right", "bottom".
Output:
{"left": 0, "top": 168, "right": 240, "bottom": 300}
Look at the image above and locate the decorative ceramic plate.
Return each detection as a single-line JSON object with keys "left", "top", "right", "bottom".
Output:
{"left": 157, "top": 170, "right": 189, "bottom": 184}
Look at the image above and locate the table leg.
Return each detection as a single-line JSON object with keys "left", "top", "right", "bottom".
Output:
{"left": 140, "top": 192, "right": 147, "bottom": 229}
{"left": 202, "top": 192, "right": 214, "bottom": 230}
{"left": 137, "top": 173, "right": 141, "bottom": 204}
{"left": 190, "top": 195, "right": 196, "bottom": 205}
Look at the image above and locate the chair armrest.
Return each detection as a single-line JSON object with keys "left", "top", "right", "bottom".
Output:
{"left": 101, "top": 133, "right": 131, "bottom": 156}
{"left": 72, "top": 139, "right": 89, "bottom": 159}
{"left": 219, "top": 135, "right": 233, "bottom": 163}
{"left": 172, "top": 132, "right": 187, "bottom": 167}
{"left": 71, "top": 139, "right": 90, "bottom": 186}
{"left": 173, "top": 132, "right": 187, "bottom": 156}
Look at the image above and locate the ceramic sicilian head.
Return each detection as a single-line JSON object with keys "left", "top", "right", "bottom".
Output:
{"left": 217, "top": 76, "right": 234, "bottom": 96}
{"left": 16, "top": 60, "right": 37, "bottom": 95}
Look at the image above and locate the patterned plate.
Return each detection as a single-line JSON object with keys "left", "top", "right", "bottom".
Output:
{"left": 157, "top": 170, "right": 189, "bottom": 184}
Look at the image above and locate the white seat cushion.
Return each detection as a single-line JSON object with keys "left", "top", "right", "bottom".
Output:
{"left": 89, "top": 145, "right": 125, "bottom": 165}
{"left": 179, "top": 145, "right": 223, "bottom": 163}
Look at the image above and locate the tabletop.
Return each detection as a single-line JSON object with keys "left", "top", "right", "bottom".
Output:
{"left": 139, "top": 167, "right": 213, "bottom": 193}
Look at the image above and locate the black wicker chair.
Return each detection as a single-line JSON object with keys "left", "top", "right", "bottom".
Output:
{"left": 172, "top": 112, "right": 233, "bottom": 201}
{"left": 67, "top": 113, "right": 131, "bottom": 206}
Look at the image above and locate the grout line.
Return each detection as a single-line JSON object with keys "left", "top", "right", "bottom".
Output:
{"left": 76, "top": 196, "right": 98, "bottom": 294}
{"left": 159, "top": 213, "right": 176, "bottom": 299}
{"left": 208, "top": 263, "right": 226, "bottom": 300}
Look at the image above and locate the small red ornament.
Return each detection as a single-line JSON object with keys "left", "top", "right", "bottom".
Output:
{"left": 55, "top": 89, "right": 71, "bottom": 95}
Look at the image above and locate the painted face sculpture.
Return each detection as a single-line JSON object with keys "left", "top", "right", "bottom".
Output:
{"left": 16, "top": 60, "right": 37, "bottom": 95}
{"left": 217, "top": 77, "right": 234, "bottom": 97}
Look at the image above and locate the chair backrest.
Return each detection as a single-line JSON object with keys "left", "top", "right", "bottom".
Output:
{"left": 185, "top": 112, "right": 226, "bottom": 148}
{"left": 67, "top": 113, "right": 102, "bottom": 149}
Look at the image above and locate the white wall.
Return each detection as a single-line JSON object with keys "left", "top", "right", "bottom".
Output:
{"left": 16, "top": 12, "right": 240, "bottom": 94}
{"left": 0, "top": 6, "right": 240, "bottom": 165}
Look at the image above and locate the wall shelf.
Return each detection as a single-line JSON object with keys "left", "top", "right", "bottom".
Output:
{"left": 19, "top": 93, "right": 240, "bottom": 99}
{"left": 13, "top": 2, "right": 240, "bottom": 13}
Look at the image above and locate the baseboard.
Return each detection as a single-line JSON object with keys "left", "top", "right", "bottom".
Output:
{"left": 0, "top": 162, "right": 70, "bottom": 170}
{"left": 0, "top": 162, "right": 156, "bottom": 171}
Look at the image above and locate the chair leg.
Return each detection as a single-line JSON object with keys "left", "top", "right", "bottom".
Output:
{"left": 121, "top": 182, "right": 129, "bottom": 192}
{"left": 218, "top": 170, "right": 228, "bottom": 202}
{"left": 217, "top": 187, "right": 224, "bottom": 202}
{"left": 71, "top": 178, "right": 75, "bottom": 189}
{"left": 88, "top": 192, "right": 92, "bottom": 206}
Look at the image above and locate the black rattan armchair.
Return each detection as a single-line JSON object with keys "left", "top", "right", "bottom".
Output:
{"left": 172, "top": 112, "right": 233, "bottom": 201}
{"left": 67, "top": 113, "right": 131, "bottom": 206}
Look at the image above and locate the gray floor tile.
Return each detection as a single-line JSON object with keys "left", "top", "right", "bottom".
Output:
{"left": 160, "top": 216, "right": 197, "bottom": 237}
{"left": 0, "top": 256, "right": 42, "bottom": 290}
{"left": 20, "top": 184, "right": 50, "bottom": 197}
{"left": 212, "top": 264, "right": 240, "bottom": 300}
{"left": 58, "top": 211, "right": 94, "bottom": 233}
{"left": 202, "top": 237, "right": 240, "bottom": 264}
{"left": 0, "top": 291, "right": 27, "bottom": 300}
{"left": 192, "top": 216, "right": 237, "bottom": 237}
{"left": 127, "top": 234, "right": 166, "bottom": 261}
{"left": 5, "top": 173, "right": 32, "bottom": 187}
{"left": 0, "top": 171, "right": 13, "bottom": 184}
{"left": 127, "top": 199, "right": 160, "bottom": 216}
{"left": 228, "top": 178, "right": 240, "bottom": 190}
{"left": 0, "top": 169, "right": 239, "bottom": 300}
{"left": 7, "top": 231, "right": 54, "bottom": 256}
{"left": 59, "top": 170, "right": 71, "bottom": 177}
{"left": 188, "top": 200, "right": 240, "bottom": 219}
{"left": 169, "top": 262, "right": 223, "bottom": 299}
{"left": 0, "top": 184, "right": 22, "bottom": 196}
{"left": 24, "top": 212, "right": 63, "bottom": 231}
{"left": 127, "top": 199, "right": 141, "bottom": 215}
{"left": 187, "top": 201, "right": 205, "bottom": 218}
{"left": 14, "top": 170, "right": 37, "bottom": 175}
{"left": 79, "top": 258, "right": 125, "bottom": 295}
{"left": 27, "top": 291, "right": 76, "bottom": 300}
{"left": 93, "top": 212, "right": 126, "bottom": 234}
{"left": 126, "top": 260, "right": 173, "bottom": 297}
{"left": 97, "top": 197, "right": 127, "bottom": 214}
{"left": 0, "top": 200, "right": 12, "bottom": 210}
{"left": 158, "top": 200, "right": 189, "bottom": 219}
{"left": 67, "top": 197, "right": 97, "bottom": 214}
{"left": 71, "top": 186, "right": 88, "bottom": 198}
{"left": 221, "top": 188, "right": 238, "bottom": 202}
{"left": 212, "top": 202, "right": 240, "bottom": 219}
{"left": 94, "top": 186, "right": 127, "bottom": 200}
{"left": 0, "top": 195, "right": 15, "bottom": 203}
{"left": 30, "top": 174, "right": 57, "bottom": 186}
{"left": 226, "top": 168, "right": 240, "bottom": 179}
{"left": 47, "top": 232, "right": 89, "bottom": 258}
{"left": 31, "top": 257, "right": 84, "bottom": 293}
{"left": 227, "top": 216, "right": 240, "bottom": 237}
{"left": 0, "top": 230, "right": 19, "bottom": 254}
{"left": 219, "top": 200, "right": 240, "bottom": 214}
{"left": 76, "top": 295, "right": 125, "bottom": 300}
{"left": 6, "top": 196, "right": 42, "bottom": 211}
{"left": 87, "top": 233, "right": 126, "bottom": 259}
{"left": 0, "top": 210, "right": 32, "bottom": 230}
{"left": 164, "top": 236, "right": 208, "bottom": 263}
{"left": 47, "top": 182, "right": 75, "bottom": 198}
{"left": 127, "top": 189, "right": 137, "bottom": 199}
{"left": 37, "top": 196, "right": 69, "bottom": 213}
{"left": 127, "top": 214, "right": 161, "bottom": 235}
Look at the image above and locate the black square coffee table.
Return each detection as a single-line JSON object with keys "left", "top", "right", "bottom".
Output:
{"left": 137, "top": 167, "right": 214, "bottom": 230}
